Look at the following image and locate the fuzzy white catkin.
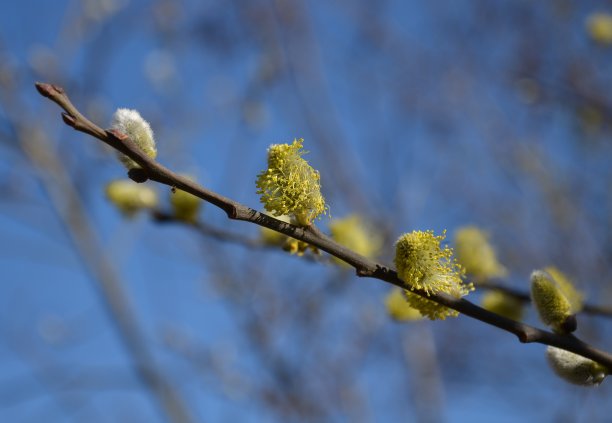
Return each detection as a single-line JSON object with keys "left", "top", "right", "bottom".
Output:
{"left": 110, "top": 108, "right": 157, "bottom": 170}
{"left": 546, "top": 346, "right": 607, "bottom": 386}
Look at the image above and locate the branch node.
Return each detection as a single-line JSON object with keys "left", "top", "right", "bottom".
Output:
{"left": 107, "top": 128, "right": 129, "bottom": 142}
{"left": 356, "top": 268, "right": 372, "bottom": 277}
{"left": 128, "top": 168, "right": 149, "bottom": 183}
{"left": 561, "top": 314, "right": 578, "bottom": 334}
{"left": 61, "top": 112, "right": 76, "bottom": 127}
{"left": 228, "top": 205, "right": 239, "bottom": 219}
{"left": 35, "top": 82, "right": 63, "bottom": 98}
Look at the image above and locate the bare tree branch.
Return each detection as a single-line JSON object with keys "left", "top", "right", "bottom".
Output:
{"left": 35, "top": 81, "right": 612, "bottom": 371}
{"left": 478, "top": 281, "right": 612, "bottom": 318}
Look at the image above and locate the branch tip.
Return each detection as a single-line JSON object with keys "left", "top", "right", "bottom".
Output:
{"left": 34, "top": 82, "right": 52, "bottom": 97}
{"left": 35, "top": 82, "right": 64, "bottom": 98}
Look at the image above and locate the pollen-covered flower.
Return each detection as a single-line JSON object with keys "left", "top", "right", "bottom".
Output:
{"left": 480, "top": 291, "right": 524, "bottom": 321}
{"left": 546, "top": 346, "right": 608, "bottom": 386}
{"left": 283, "top": 238, "right": 318, "bottom": 256}
{"left": 530, "top": 270, "right": 574, "bottom": 333}
{"left": 329, "top": 215, "right": 382, "bottom": 266}
{"left": 385, "top": 288, "right": 423, "bottom": 321}
{"left": 404, "top": 290, "right": 461, "bottom": 320}
{"left": 544, "top": 267, "right": 584, "bottom": 313}
{"left": 110, "top": 108, "right": 157, "bottom": 170}
{"left": 105, "top": 179, "right": 158, "bottom": 217}
{"left": 394, "top": 230, "right": 473, "bottom": 320}
{"left": 587, "top": 12, "right": 612, "bottom": 45}
{"left": 395, "top": 230, "right": 466, "bottom": 295}
{"left": 454, "top": 226, "right": 506, "bottom": 282}
{"left": 256, "top": 139, "right": 328, "bottom": 226}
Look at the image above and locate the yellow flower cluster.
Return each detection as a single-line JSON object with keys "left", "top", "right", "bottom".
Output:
{"left": 530, "top": 270, "right": 577, "bottom": 334}
{"left": 385, "top": 288, "right": 423, "bottom": 321}
{"left": 544, "top": 267, "right": 584, "bottom": 314}
{"left": 329, "top": 215, "right": 382, "bottom": 266}
{"left": 404, "top": 290, "right": 461, "bottom": 320}
{"left": 394, "top": 230, "right": 474, "bottom": 320}
{"left": 105, "top": 179, "right": 158, "bottom": 217}
{"left": 586, "top": 12, "right": 612, "bottom": 45}
{"left": 480, "top": 291, "right": 524, "bottom": 321}
{"left": 170, "top": 178, "right": 202, "bottom": 223}
{"left": 283, "top": 238, "right": 319, "bottom": 256}
{"left": 454, "top": 226, "right": 506, "bottom": 282}
{"left": 256, "top": 139, "right": 328, "bottom": 226}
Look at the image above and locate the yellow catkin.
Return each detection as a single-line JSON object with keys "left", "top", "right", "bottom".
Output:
{"left": 256, "top": 139, "right": 328, "bottom": 226}
{"left": 546, "top": 346, "right": 608, "bottom": 386}
{"left": 480, "top": 291, "right": 524, "bottom": 321}
{"left": 454, "top": 226, "right": 506, "bottom": 282}
{"left": 329, "top": 215, "right": 382, "bottom": 266}
{"left": 170, "top": 186, "right": 201, "bottom": 223}
{"left": 587, "top": 13, "right": 612, "bottom": 45}
{"left": 394, "top": 230, "right": 474, "bottom": 320}
{"left": 544, "top": 267, "right": 584, "bottom": 313}
{"left": 530, "top": 270, "right": 573, "bottom": 333}
{"left": 105, "top": 179, "right": 158, "bottom": 217}
{"left": 385, "top": 288, "right": 423, "bottom": 321}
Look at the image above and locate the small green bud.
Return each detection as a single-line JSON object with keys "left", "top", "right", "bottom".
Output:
{"left": 110, "top": 108, "right": 157, "bottom": 170}
{"left": 170, "top": 184, "right": 201, "bottom": 223}
{"left": 530, "top": 270, "right": 574, "bottom": 333}
{"left": 546, "top": 346, "right": 608, "bottom": 386}
{"left": 105, "top": 179, "right": 158, "bottom": 217}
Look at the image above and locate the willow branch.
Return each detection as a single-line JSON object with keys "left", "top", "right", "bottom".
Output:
{"left": 35, "top": 82, "right": 612, "bottom": 371}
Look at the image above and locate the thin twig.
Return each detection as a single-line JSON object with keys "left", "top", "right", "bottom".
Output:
{"left": 478, "top": 281, "right": 612, "bottom": 318}
{"left": 150, "top": 210, "right": 326, "bottom": 263}
{"left": 36, "top": 82, "right": 612, "bottom": 371}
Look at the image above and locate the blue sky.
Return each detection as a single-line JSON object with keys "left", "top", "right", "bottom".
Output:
{"left": 1, "top": 1, "right": 612, "bottom": 422}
